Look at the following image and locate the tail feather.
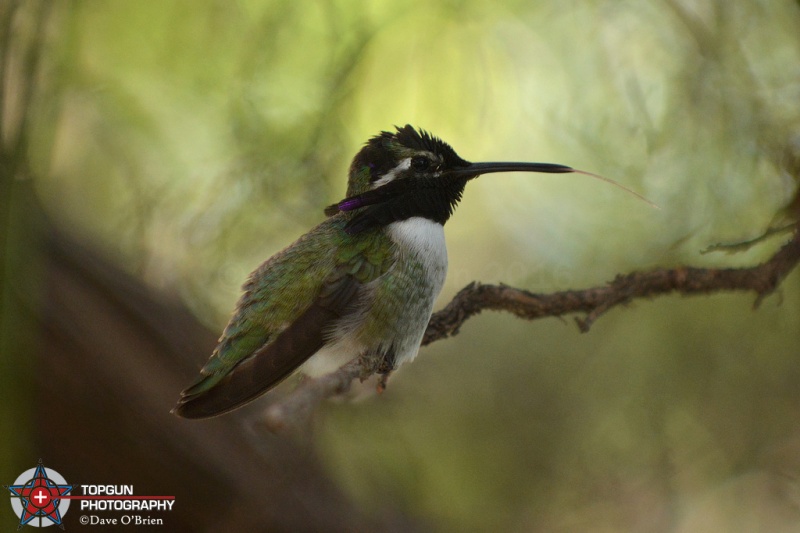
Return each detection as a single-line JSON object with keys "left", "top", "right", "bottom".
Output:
{"left": 173, "top": 304, "right": 338, "bottom": 418}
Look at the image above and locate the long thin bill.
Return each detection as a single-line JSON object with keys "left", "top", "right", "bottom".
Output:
{"left": 451, "top": 162, "right": 659, "bottom": 209}
{"left": 456, "top": 162, "right": 575, "bottom": 175}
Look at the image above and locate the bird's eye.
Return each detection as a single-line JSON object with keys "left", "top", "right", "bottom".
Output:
{"left": 410, "top": 156, "right": 431, "bottom": 172}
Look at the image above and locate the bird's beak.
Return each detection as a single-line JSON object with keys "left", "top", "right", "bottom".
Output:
{"left": 447, "top": 161, "right": 575, "bottom": 180}
{"left": 448, "top": 161, "right": 658, "bottom": 208}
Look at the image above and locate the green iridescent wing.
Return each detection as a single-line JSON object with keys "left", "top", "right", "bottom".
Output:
{"left": 173, "top": 216, "right": 393, "bottom": 418}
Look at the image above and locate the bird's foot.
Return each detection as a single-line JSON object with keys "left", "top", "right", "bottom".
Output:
{"left": 375, "top": 356, "right": 394, "bottom": 393}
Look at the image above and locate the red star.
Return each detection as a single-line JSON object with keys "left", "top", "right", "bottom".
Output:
{"left": 7, "top": 462, "right": 73, "bottom": 528}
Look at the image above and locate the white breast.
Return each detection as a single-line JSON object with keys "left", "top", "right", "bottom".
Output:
{"left": 387, "top": 217, "right": 448, "bottom": 280}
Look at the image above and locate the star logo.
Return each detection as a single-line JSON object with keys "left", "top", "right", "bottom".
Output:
{"left": 5, "top": 460, "right": 74, "bottom": 529}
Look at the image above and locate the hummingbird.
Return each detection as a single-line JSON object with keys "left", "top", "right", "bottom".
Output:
{"left": 174, "top": 125, "right": 649, "bottom": 418}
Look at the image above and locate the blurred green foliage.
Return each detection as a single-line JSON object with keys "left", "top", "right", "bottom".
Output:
{"left": 6, "top": 0, "right": 800, "bottom": 530}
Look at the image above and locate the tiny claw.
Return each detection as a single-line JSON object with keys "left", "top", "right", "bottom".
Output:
{"left": 376, "top": 372, "right": 390, "bottom": 393}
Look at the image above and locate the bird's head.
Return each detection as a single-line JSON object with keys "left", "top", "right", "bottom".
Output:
{"left": 326, "top": 125, "right": 652, "bottom": 234}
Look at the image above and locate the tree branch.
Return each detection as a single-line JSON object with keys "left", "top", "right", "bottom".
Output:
{"left": 261, "top": 357, "right": 366, "bottom": 432}
{"left": 260, "top": 228, "right": 800, "bottom": 432}
{"left": 425, "top": 227, "right": 800, "bottom": 337}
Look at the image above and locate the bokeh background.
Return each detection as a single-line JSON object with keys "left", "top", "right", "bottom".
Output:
{"left": 3, "top": 1, "right": 800, "bottom": 531}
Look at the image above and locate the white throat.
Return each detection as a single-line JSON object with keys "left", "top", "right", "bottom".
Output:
{"left": 387, "top": 217, "right": 448, "bottom": 278}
